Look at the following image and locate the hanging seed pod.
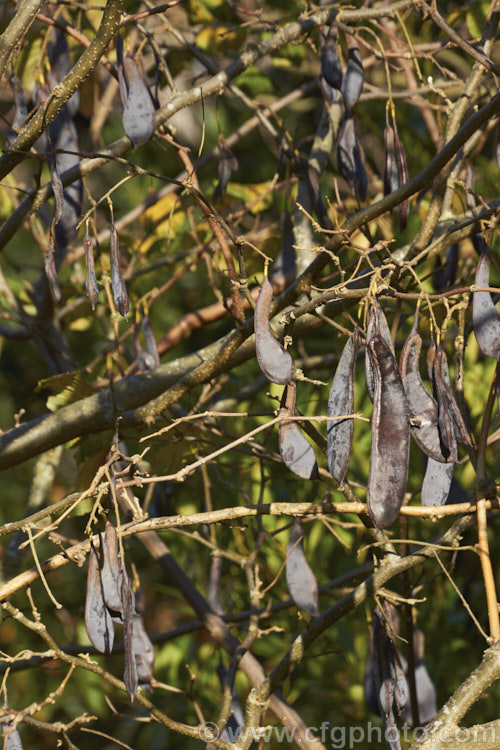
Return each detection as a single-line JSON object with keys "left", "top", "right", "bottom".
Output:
{"left": 271, "top": 210, "right": 296, "bottom": 288}
{"left": 392, "top": 116, "right": 408, "bottom": 230}
{"left": 117, "top": 35, "right": 156, "bottom": 148}
{"left": 207, "top": 555, "right": 224, "bottom": 616}
{"left": 254, "top": 277, "right": 293, "bottom": 384}
{"left": 400, "top": 629, "right": 437, "bottom": 726}
{"left": 213, "top": 142, "right": 238, "bottom": 202}
{"left": 422, "top": 456, "right": 454, "bottom": 507}
{"left": 44, "top": 236, "right": 62, "bottom": 303}
{"left": 399, "top": 311, "right": 448, "bottom": 463}
{"left": 100, "top": 522, "right": 124, "bottom": 613}
{"left": 383, "top": 108, "right": 398, "bottom": 197}
{"left": 434, "top": 344, "right": 472, "bottom": 451}
{"left": 337, "top": 112, "right": 367, "bottom": 201}
{"left": 121, "top": 575, "right": 138, "bottom": 701}
{"left": 327, "top": 326, "right": 360, "bottom": 484}
{"left": 141, "top": 312, "right": 160, "bottom": 368}
{"left": 51, "top": 110, "right": 82, "bottom": 250}
{"left": 432, "top": 244, "right": 459, "bottom": 292}
{"left": 6, "top": 74, "right": 28, "bottom": 149}
{"left": 109, "top": 222, "right": 130, "bottom": 320}
{"left": 320, "top": 23, "right": 342, "bottom": 91}
{"left": 286, "top": 519, "right": 320, "bottom": 616}
{"left": 341, "top": 35, "right": 363, "bottom": 109}
{"left": 365, "top": 299, "right": 394, "bottom": 402}
{"left": 2, "top": 722, "right": 24, "bottom": 750}
{"left": 84, "top": 227, "right": 99, "bottom": 310}
{"left": 279, "top": 382, "right": 319, "bottom": 480}
{"left": 367, "top": 335, "right": 410, "bottom": 529}
{"left": 85, "top": 540, "right": 114, "bottom": 653}
{"left": 473, "top": 243, "right": 500, "bottom": 361}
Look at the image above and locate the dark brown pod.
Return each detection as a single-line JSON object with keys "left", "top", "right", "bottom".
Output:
{"left": 213, "top": 143, "right": 238, "bottom": 202}
{"left": 327, "top": 326, "right": 360, "bottom": 484}
{"left": 286, "top": 519, "right": 320, "bottom": 617}
{"left": 365, "top": 299, "right": 394, "bottom": 402}
{"left": 337, "top": 112, "right": 366, "bottom": 201}
{"left": 473, "top": 243, "right": 500, "bottom": 361}
{"left": 367, "top": 335, "right": 410, "bottom": 529}
{"left": 255, "top": 277, "right": 293, "bottom": 384}
{"left": 399, "top": 313, "right": 449, "bottom": 463}
{"left": 279, "top": 382, "right": 319, "bottom": 480}
{"left": 341, "top": 36, "right": 363, "bottom": 109}
{"left": 44, "top": 243, "right": 62, "bottom": 303}
{"left": 84, "top": 228, "right": 99, "bottom": 310}
{"left": 117, "top": 35, "right": 155, "bottom": 148}
{"left": 110, "top": 223, "right": 129, "bottom": 320}
{"left": 84, "top": 541, "right": 114, "bottom": 653}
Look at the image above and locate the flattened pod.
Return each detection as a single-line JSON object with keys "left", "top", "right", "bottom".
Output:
{"left": 341, "top": 36, "right": 363, "bottom": 109}
{"left": 2, "top": 724, "right": 24, "bottom": 750}
{"left": 434, "top": 345, "right": 472, "bottom": 450}
{"left": 109, "top": 223, "right": 129, "bottom": 320}
{"left": 132, "top": 613, "right": 155, "bottom": 688}
{"left": 365, "top": 299, "right": 394, "bottom": 402}
{"left": 327, "top": 326, "right": 360, "bottom": 484}
{"left": 422, "top": 457, "right": 454, "bottom": 507}
{"left": 84, "top": 228, "right": 99, "bottom": 310}
{"left": 286, "top": 519, "right": 319, "bottom": 616}
{"left": 117, "top": 36, "right": 155, "bottom": 148}
{"left": 367, "top": 336, "right": 410, "bottom": 529}
{"left": 320, "top": 24, "right": 342, "bottom": 91}
{"left": 383, "top": 109, "right": 398, "bottom": 197}
{"left": 122, "top": 575, "right": 138, "bottom": 700}
{"left": 473, "top": 243, "right": 500, "bottom": 360}
{"left": 399, "top": 314, "right": 448, "bottom": 463}
{"left": 255, "top": 277, "right": 293, "bottom": 384}
{"left": 279, "top": 383, "right": 319, "bottom": 479}
{"left": 100, "top": 522, "right": 124, "bottom": 613}
{"left": 271, "top": 210, "right": 296, "bottom": 288}
{"left": 85, "top": 542, "right": 114, "bottom": 653}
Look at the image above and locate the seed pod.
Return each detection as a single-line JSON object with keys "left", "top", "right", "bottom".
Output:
{"left": 141, "top": 313, "right": 160, "bottom": 368}
{"left": 341, "top": 35, "right": 363, "bottom": 109}
{"left": 122, "top": 575, "right": 138, "bottom": 701}
{"left": 254, "top": 277, "right": 293, "bottom": 384}
{"left": 400, "top": 629, "right": 437, "bottom": 727}
{"left": 279, "top": 382, "right": 319, "bottom": 479}
{"left": 2, "top": 724, "right": 23, "bottom": 750}
{"left": 286, "top": 519, "right": 320, "bottom": 617}
{"left": 271, "top": 210, "right": 296, "bottom": 288}
{"left": 132, "top": 610, "right": 155, "bottom": 689}
{"left": 213, "top": 143, "right": 238, "bottom": 202}
{"left": 399, "top": 313, "right": 448, "bottom": 463}
{"left": 422, "top": 456, "right": 454, "bottom": 506}
{"left": 327, "top": 326, "right": 360, "bottom": 484}
{"left": 6, "top": 74, "right": 28, "bottom": 149}
{"left": 432, "top": 244, "right": 459, "bottom": 292}
{"left": 320, "top": 23, "right": 342, "bottom": 91}
{"left": 473, "top": 243, "right": 500, "bottom": 361}
{"left": 85, "top": 541, "right": 114, "bottom": 653}
{"left": 51, "top": 110, "right": 82, "bottom": 250}
{"left": 109, "top": 222, "right": 130, "bottom": 320}
{"left": 433, "top": 344, "right": 472, "bottom": 451}
{"left": 365, "top": 299, "right": 394, "bottom": 402}
{"left": 117, "top": 35, "right": 156, "bottom": 148}
{"left": 207, "top": 554, "right": 224, "bottom": 616}
{"left": 383, "top": 108, "right": 398, "bottom": 197}
{"left": 100, "top": 522, "right": 124, "bottom": 614}
{"left": 44, "top": 241, "right": 62, "bottom": 303}
{"left": 367, "top": 335, "right": 410, "bottom": 529}
{"left": 84, "top": 228, "right": 99, "bottom": 310}
{"left": 393, "top": 116, "right": 408, "bottom": 230}
{"left": 337, "top": 112, "right": 366, "bottom": 201}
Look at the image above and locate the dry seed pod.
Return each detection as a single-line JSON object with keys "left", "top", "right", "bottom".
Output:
{"left": 85, "top": 541, "right": 114, "bottom": 653}
{"left": 434, "top": 345, "right": 472, "bottom": 451}
{"left": 393, "top": 117, "right": 408, "bottom": 230}
{"left": 473, "top": 243, "right": 500, "bottom": 361}
{"left": 431, "top": 346, "right": 458, "bottom": 461}
{"left": 51, "top": 111, "right": 82, "bottom": 250}
{"left": 132, "top": 612, "right": 155, "bottom": 689}
{"left": 320, "top": 23, "right": 342, "bottom": 91}
{"left": 2, "top": 724, "right": 23, "bottom": 750}
{"left": 341, "top": 35, "right": 363, "bottom": 109}
{"left": 400, "top": 629, "right": 437, "bottom": 726}
{"left": 121, "top": 575, "right": 138, "bottom": 700}
{"left": 117, "top": 35, "right": 155, "bottom": 148}
{"left": 254, "top": 277, "right": 293, "bottom": 384}
{"left": 5, "top": 74, "right": 28, "bottom": 149}
{"left": 399, "top": 313, "right": 448, "bottom": 463}
{"left": 286, "top": 519, "right": 320, "bottom": 617}
{"left": 337, "top": 112, "right": 367, "bottom": 201}
{"left": 207, "top": 555, "right": 224, "bottom": 616}
{"left": 84, "top": 228, "right": 99, "bottom": 310}
{"left": 271, "top": 210, "right": 296, "bottom": 288}
{"left": 367, "top": 335, "right": 410, "bottom": 529}
{"left": 365, "top": 299, "right": 394, "bottom": 402}
{"left": 100, "top": 522, "right": 124, "bottom": 613}
{"left": 141, "top": 313, "right": 160, "bottom": 368}
{"left": 44, "top": 243, "right": 62, "bottom": 303}
{"left": 327, "top": 326, "right": 360, "bottom": 484}
{"left": 432, "top": 244, "right": 458, "bottom": 292}
{"left": 109, "top": 223, "right": 129, "bottom": 320}
{"left": 421, "top": 456, "right": 454, "bottom": 507}
{"left": 383, "top": 109, "right": 398, "bottom": 197}
{"left": 279, "top": 383, "right": 319, "bottom": 480}
{"left": 213, "top": 143, "right": 238, "bottom": 202}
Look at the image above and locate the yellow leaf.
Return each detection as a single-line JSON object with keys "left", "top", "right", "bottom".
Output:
{"left": 226, "top": 181, "right": 274, "bottom": 214}
{"left": 36, "top": 370, "right": 96, "bottom": 412}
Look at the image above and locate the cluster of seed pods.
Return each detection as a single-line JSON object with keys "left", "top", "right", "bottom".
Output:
{"left": 85, "top": 522, "right": 155, "bottom": 700}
